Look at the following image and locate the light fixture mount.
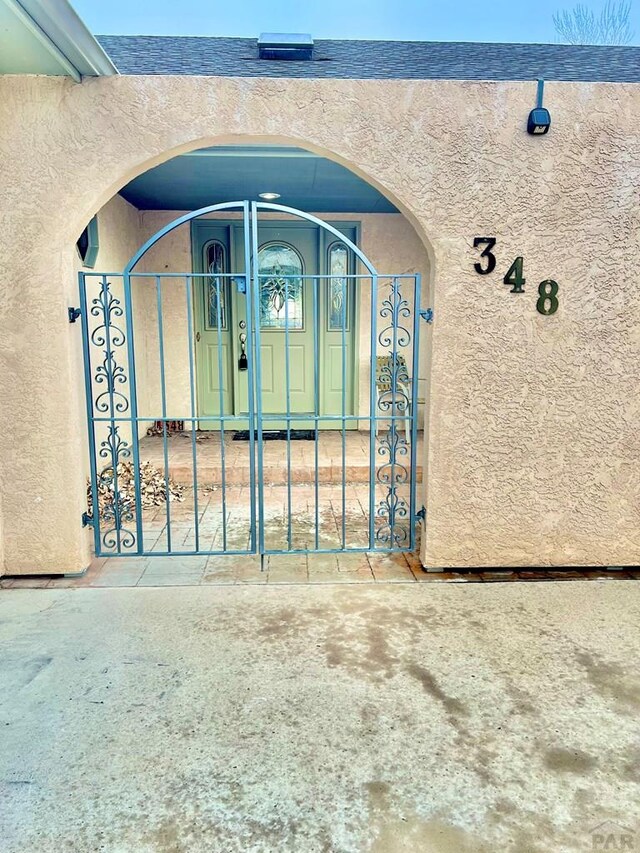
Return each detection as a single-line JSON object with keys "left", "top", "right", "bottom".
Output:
{"left": 527, "top": 79, "right": 551, "bottom": 135}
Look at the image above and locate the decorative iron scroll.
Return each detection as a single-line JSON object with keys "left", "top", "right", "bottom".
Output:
{"left": 375, "top": 277, "right": 413, "bottom": 547}
{"left": 376, "top": 422, "right": 409, "bottom": 486}
{"left": 97, "top": 426, "right": 136, "bottom": 550}
{"left": 90, "top": 278, "right": 136, "bottom": 550}
{"left": 91, "top": 281, "right": 129, "bottom": 415}
{"left": 94, "top": 352, "right": 129, "bottom": 414}
{"left": 378, "top": 277, "right": 411, "bottom": 348}
{"left": 375, "top": 422, "right": 410, "bottom": 546}
{"left": 377, "top": 354, "right": 410, "bottom": 414}
{"left": 376, "top": 488, "right": 409, "bottom": 547}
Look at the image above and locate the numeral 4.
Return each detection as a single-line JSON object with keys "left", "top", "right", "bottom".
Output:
{"left": 504, "top": 257, "right": 525, "bottom": 293}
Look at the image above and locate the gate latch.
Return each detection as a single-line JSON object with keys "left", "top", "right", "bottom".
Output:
{"left": 233, "top": 276, "right": 247, "bottom": 295}
{"left": 68, "top": 307, "right": 82, "bottom": 323}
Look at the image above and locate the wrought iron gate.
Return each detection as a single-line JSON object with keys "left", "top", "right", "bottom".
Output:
{"left": 79, "top": 201, "right": 422, "bottom": 559}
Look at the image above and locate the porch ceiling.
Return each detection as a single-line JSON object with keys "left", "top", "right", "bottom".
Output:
{"left": 119, "top": 145, "right": 398, "bottom": 213}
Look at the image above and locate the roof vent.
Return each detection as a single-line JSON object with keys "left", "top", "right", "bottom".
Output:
{"left": 258, "top": 33, "right": 314, "bottom": 61}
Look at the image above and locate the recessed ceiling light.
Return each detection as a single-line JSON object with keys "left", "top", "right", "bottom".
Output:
{"left": 259, "top": 192, "right": 281, "bottom": 200}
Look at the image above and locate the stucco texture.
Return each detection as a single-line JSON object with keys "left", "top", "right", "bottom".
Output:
{"left": 0, "top": 74, "right": 638, "bottom": 573}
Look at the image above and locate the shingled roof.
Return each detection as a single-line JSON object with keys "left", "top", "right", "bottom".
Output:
{"left": 96, "top": 35, "right": 640, "bottom": 82}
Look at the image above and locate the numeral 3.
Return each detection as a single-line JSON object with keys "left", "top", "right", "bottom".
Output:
{"left": 473, "top": 237, "right": 497, "bottom": 275}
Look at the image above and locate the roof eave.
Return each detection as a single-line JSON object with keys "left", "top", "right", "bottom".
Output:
{"left": 3, "top": 0, "right": 118, "bottom": 79}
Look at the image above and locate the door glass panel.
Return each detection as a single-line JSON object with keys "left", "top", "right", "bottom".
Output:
{"left": 206, "top": 241, "right": 227, "bottom": 330}
{"left": 258, "top": 243, "right": 304, "bottom": 330}
{"left": 328, "top": 242, "right": 349, "bottom": 330}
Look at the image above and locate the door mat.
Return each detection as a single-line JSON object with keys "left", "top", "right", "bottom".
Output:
{"left": 233, "top": 429, "right": 317, "bottom": 441}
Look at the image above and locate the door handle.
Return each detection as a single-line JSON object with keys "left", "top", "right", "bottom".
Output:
{"left": 238, "top": 333, "right": 248, "bottom": 371}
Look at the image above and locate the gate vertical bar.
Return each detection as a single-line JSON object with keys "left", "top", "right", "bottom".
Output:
{"left": 79, "top": 272, "right": 101, "bottom": 556}
{"left": 214, "top": 274, "right": 227, "bottom": 552}
{"left": 409, "top": 274, "right": 421, "bottom": 551}
{"left": 284, "top": 277, "right": 292, "bottom": 551}
{"left": 368, "top": 274, "right": 378, "bottom": 549}
{"left": 184, "top": 274, "right": 200, "bottom": 551}
{"left": 241, "top": 201, "right": 257, "bottom": 554}
{"left": 250, "top": 202, "right": 265, "bottom": 558}
{"left": 123, "top": 270, "right": 143, "bottom": 553}
{"left": 155, "top": 275, "right": 172, "bottom": 553}
{"left": 312, "top": 271, "right": 320, "bottom": 550}
{"left": 341, "top": 273, "right": 347, "bottom": 549}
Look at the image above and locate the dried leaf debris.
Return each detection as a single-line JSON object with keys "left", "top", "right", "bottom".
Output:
{"left": 88, "top": 460, "right": 185, "bottom": 516}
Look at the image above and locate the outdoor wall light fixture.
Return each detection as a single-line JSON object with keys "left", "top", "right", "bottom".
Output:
{"left": 259, "top": 192, "right": 281, "bottom": 200}
{"left": 527, "top": 79, "right": 551, "bottom": 135}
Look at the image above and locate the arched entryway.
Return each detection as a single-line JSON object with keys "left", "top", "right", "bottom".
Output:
{"left": 0, "top": 93, "right": 439, "bottom": 577}
{"left": 81, "top": 200, "right": 423, "bottom": 563}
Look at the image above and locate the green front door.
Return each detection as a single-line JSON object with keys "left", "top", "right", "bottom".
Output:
{"left": 193, "top": 218, "right": 358, "bottom": 428}
{"left": 253, "top": 224, "right": 316, "bottom": 417}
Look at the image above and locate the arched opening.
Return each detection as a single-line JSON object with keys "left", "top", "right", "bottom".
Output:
{"left": 73, "top": 134, "right": 436, "bottom": 274}
{"left": 77, "top": 141, "right": 432, "bottom": 569}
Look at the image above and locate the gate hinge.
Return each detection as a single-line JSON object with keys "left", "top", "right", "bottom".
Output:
{"left": 419, "top": 309, "right": 433, "bottom": 324}
{"left": 68, "top": 307, "right": 82, "bottom": 323}
{"left": 82, "top": 512, "right": 94, "bottom": 528}
{"left": 416, "top": 506, "right": 426, "bottom": 522}
{"left": 232, "top": 276, "right": 247, "bottom": 295}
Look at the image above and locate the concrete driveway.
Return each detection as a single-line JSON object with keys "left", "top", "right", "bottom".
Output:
{"left": 1, "top": 581, "right": 639, "bottom": 852}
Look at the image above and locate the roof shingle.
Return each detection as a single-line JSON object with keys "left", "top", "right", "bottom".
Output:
{"left": 96, "top": 35, "right": 640, "bottom": 82}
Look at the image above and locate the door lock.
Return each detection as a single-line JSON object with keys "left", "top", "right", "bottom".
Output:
{"left": 196, "top": 331, "right": 201, "bottom": 342}
{"left": 238, "top": 332, "right": 248, "bottom": 371}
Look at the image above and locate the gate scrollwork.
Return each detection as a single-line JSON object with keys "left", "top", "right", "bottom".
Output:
{"left": 375, "top": 277, "right": 414, "bottom": 547}
{"left": 89, "top": 277, "right": 136, "bottom": 550}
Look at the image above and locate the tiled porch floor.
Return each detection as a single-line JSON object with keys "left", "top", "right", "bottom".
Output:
{"left": 2, "top": 558, "right": 636, "bottom": 589}
{"left": 117, "top": 483, "right": 413, "bottom": 554}
{"left": 138, "top": 429, "right": 424, "bottom": 485}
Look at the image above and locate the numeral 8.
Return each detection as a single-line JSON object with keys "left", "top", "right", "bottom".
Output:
{"left": 536, "top": 280, "right": 559, "bottom": 315}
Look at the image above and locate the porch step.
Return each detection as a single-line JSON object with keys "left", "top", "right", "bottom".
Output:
{"left": 138, "top": 431, "right": 425, "bottom": 487}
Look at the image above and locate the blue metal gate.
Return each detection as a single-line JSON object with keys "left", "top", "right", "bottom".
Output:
{"left": 79, "top": 201, "right": 422, "bottom": 559}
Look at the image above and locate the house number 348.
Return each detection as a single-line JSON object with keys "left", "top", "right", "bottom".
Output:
{"left": 473, "top": 237, "right": 559, "bottom": 315}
